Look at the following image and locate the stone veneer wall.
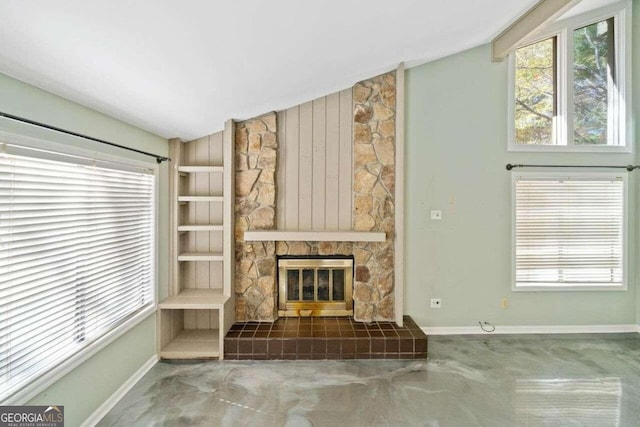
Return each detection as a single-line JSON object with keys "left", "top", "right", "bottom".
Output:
{"left": 351, "top": 73, "right": 396, "bottom": 321}
{"left": 234, "top": 72, "right": 397, "bottom": 322}
{"left": 234, "top": 113, "right": 278, "bottom": 321}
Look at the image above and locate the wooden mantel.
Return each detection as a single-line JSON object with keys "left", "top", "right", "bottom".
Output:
{"left": 243, "top": 230, "right": 386, "bottom": 242}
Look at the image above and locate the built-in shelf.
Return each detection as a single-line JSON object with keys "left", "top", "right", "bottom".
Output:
{"left": 177, "top": 224, "right": 224, "bottom": 232}
{"left": 178, "top": 165, "right": 224, "bottom": 174}
{"left": 159, "top": 288, "right": 229, "bottom": 309}
{"left": 162, "top": 123, "right": 235, "bottom": 361}
{"left": 177, "top": 252, "right": 224, "bottom": 262}
{"left": 243, "top": 231, "right": 386, "bottom": 242}
{"left": 159, "top": 329, "right": 220, "bottom": 359}
{"left": 178, "top": 196, "right": 224, "bottom": 203}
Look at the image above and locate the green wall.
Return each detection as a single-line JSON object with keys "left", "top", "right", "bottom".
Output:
{"left": 405, "top": 1, "right": 639, "bottom": 328}
{"left": 0, "top": 72, "right": 169, "bottom": 426}
{"left": 634, "top": 0, "right": 640, "bottom": 328}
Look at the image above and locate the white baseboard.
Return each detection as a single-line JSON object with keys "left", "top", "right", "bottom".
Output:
{"left": 81, "top": 354, "right": 158, "bottom": 427}
{"left": 422, "top": 324, "right": 640, "bottom": 335}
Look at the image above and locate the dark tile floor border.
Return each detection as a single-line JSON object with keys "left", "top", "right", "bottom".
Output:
{"left": 224, "top": 315, "right": 427, "bottom": 360}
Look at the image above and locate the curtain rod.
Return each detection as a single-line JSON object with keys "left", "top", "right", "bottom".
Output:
{"left": 0, "top": 111, "right": 170, "bottom": 164}
{"left": 506, "top": 163, "right": 640, "bottom": 172}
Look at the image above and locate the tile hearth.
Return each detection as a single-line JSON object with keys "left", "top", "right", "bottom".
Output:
{"left": 224, "top": 315, "right": 427, "bottom": 360}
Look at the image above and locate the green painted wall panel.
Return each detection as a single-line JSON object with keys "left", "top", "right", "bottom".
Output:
{"left": 0, "top": 72, "right": 168, "bottom": 426}
{"left": 27, "top": 316, "right": 156, "bottom": 427}
{"left": 634, "top": 0, "right": 640, "bottom": 327}
{"left": 405, "top": 1, "right": 639, "bottom": 328}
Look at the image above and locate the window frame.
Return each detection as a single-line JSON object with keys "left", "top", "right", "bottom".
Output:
{"left": 0, "top": 128, "right": 159, "bottom": 405}
{"left": 511, "top": 171, "right": 628, "bottom": 292}
{"left": 507, "top": 1, "right": 632, "bottom": 153}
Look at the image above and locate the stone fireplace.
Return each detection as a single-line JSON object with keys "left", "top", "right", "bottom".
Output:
{"left": 277, "top": 256, "right": 354, "bottom": 317}
{"left": 234, "top": 71, "right": 398, "bottom": 323}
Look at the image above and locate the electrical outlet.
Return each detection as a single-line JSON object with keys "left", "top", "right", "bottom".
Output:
{"left": 430, "top": 298, "right": 442, "bottom": 308}
{"left": 430, "top": 210, "right": 442, "bottom": 220}
{"left": 501, "top": 297, "right": 509, "bottom": 309}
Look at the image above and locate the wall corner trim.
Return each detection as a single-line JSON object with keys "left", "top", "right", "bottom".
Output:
{"left": 422, "top": 324, "right": 639, "bottom": 335}
{"left": 80, "top": 355, "right": 158, "bottom": 427}
{"left": 394, "top": 62, "right": 405, "bottom": 326}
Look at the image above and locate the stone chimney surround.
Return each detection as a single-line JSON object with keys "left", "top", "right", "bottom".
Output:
{"left": 234, "top": 71, "right": 399, "bottom": 324}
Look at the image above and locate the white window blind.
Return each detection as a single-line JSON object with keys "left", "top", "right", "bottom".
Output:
{"left": 0, "top": 143, "right": 155, "bottom": 401}
{"left": 514, "top": 173, "right": 625, "bottom": 289}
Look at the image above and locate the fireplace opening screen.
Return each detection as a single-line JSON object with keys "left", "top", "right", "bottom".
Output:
{"left": 278, "top": 257, "right": 353, "bottom": 317}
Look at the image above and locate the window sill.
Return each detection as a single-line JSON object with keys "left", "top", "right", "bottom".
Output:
{"left": 507, "top": 144, "right": 632, "bottom": 154}
{"left": 1, "top": 304, "right": 157, "bottom": 405}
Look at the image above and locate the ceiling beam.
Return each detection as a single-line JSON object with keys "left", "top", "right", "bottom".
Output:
{"left": 491, "top": 0, "right": 581, "bottom": 61}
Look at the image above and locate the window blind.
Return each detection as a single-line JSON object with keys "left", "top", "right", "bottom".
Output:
{"left": 514, "top": 175, "right": 624, "bottom": 288}
{"left": 0, "top": 144, "right": 154, "bottom": 400}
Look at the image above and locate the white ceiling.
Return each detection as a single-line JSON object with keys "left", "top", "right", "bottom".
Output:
{"left": 0, "top": 0, "right": 611, "bottom": 141}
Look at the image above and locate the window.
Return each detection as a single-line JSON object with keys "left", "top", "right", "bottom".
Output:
{"left": 573, "top": 18, "right": 615, "bottom": 145}
{"left": 513, "top": 173, "right": 626, "bottom": 290}
{"left": 514, "top": 37, "right": 557, "bottom": 145}
{"left": 510, "top": 3, "right": 631, "bottom": 151}
{"left": 0, "top": 142, "right": 155, "bottom": 401}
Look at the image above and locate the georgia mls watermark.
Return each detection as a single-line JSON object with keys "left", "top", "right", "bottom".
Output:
{"left": 0, "top": 406, "right": 64, "bottom": 427}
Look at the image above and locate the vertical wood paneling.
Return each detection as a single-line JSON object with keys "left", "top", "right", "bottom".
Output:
{"left": 278, "top": 89, "right": 353, "bottom": 231}
{"left": 325, "top": 92, "right": 341, "bottom": 230}
{"left": 284, "top": 107, "right": 299, "bottom": 229}
{"left": 312, "top": 98, "right": 326, "bottom": 230}
{"left": 209, "top": 131, "right": 223, "bottom": 164}
{"left": 184, "top": 309, "right": 196, "bottom": 330}
{"left": 195, "top": 136, "right": 211, "bottom": 328}
{"left": 207, "top": 132, "right": 223, "bottom": 327}
{"left": 183, "top": 140, "right": 196, "bottom": 290}
{"left": 298, "top": 101, "right": 313, "bottom": 229}
{"left": 338, "top": 88, "right": 353, "bottom": 230}
{"left": 179, "top": 132, "right": 225, "bottom": 311}
{"left": 163, "top": 124, "right": 229, "bottom": 357}
{"left": 208, "top": 132, "right": 223, "bottom": 198}
{"left": 194, "top": 137, "right": 210, "bottom": 288}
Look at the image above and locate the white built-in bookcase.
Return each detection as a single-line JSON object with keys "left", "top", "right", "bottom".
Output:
{"left": 158, "top": 120, "right": 235, "bottom": 359}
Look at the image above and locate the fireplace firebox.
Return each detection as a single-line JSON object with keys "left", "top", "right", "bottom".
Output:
{"left": 277, "top": 256, "right": 354, "bottom": 317}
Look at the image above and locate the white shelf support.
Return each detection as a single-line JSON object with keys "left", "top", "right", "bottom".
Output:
{"left": 178, "top": 165, "right": 224, "bottom": 173}
{"left": 177, "top": 252, "right": 224, "bottom": 262}
{"left": 395, "top": 62, "right": 405, "bottom": 327}
{"left": 159, "top": 289, "right": 229, "bottom": 310}
{"left": 178, "top": 196, "right": 224, "bottom": 203}
{"left": 168, "top": 139, "right": 182, "bottom": 298}
{"left": 222, "top": 119, "right": 236, "bottom": 341}
{"left": 177, "top": 225, "right": 224, "bottom": 232}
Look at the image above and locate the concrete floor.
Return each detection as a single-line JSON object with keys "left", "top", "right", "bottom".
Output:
{"left": 98, "top": 333, "right": 640, "bottom": 426}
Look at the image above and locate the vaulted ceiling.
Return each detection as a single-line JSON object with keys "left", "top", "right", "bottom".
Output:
{"left": 0, "top": 0, "right": 615, "bottom": 140}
